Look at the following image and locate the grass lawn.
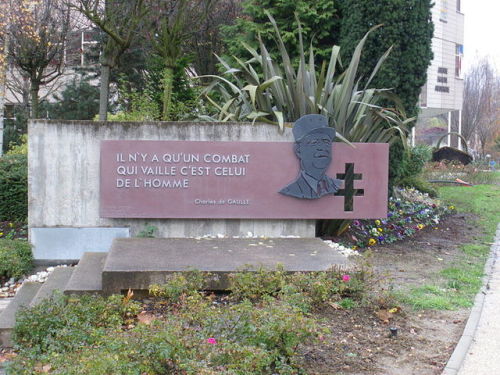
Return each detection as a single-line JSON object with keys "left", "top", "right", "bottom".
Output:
{"left": 400, "top": 182, "right": 500, "bottom": 310}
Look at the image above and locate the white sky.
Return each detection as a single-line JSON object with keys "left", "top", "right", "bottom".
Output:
{"left": 462, "top": 0, "right": 500, "bottom": 73}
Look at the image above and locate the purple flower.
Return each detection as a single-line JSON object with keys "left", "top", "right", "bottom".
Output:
{"left": 387, "top": 212, "right": 393, "bottom": 217}
{"left": 353, "top": 220, "right": 361, "bottom": 226}
{"left": 378, "top": 236, "right": 385, "bottom": 242}
{"left": 405, "top": 217, "right": 411, "bottom": 223}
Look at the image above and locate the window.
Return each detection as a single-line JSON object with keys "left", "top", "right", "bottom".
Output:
{"left": 436, "top": 67, "right": 450, "bottom": 93}
{"left": 440, "top": 0, "right": 448, "bottom": 22}
{"left": 81, "top": 30, "right": 100, "bottom": 66}
{"left": 455, "top": 44, "right": 463, "bottom": 77}
{"left": 435, "top": 86, "right": 450, "bottom": 93}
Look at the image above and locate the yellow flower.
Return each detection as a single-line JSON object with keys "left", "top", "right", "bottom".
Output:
{"left": 448, "top": 205, "right": 455, "bottom": 210}
{"left": 417, "top": 224, "right": 424, "bottom": 230}
{"left": 352, "top": 246, "right": 358, "bottom": 250}
{"left": 0, "top": 232, "right": 3, "bottom": 237}
{"left": 377, "top": 228, "right": 383, "bottom": 233}
{"left": 375, "top": 220, "right": 381, "bottom": 226}
{"left": 368, "top": 238, "right": 377, "bottom": 246}
{"left": 8, "top": 222, "right": 13, "bottom": 228}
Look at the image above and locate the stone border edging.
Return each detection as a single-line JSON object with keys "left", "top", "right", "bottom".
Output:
{"left": 441, "top": 224, "right": 500, "bottom": 375}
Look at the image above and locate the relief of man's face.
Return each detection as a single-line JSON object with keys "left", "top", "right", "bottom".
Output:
{"left": 296, "top": 132, "right": 332, "bottom": 178}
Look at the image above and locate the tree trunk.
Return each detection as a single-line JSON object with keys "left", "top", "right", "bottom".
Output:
{"left": 162, "top": 65, "right": 175, "bottom": 121}
{"left": 0, "top": 65, "right": 5, "bottom": 156}
{"left": 30, "top": 81, "right": 40, "bottom": 119}
{"left": 0, "top": 30, "right": 8, "bottom": 155}
{"left": 99, "top": 64, "right": 111, "bottom": 121}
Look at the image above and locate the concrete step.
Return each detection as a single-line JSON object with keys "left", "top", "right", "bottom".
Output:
{"left": 0, "top": 282, "right": 42, "bottom": 347}
{"left": 0, "top": 298, "right": 13, "bottom": 313}
{"left": 102, "top": 237, "right": 350, "bottom": 295}
{"left": 64, "top": 252, "right": 107, "bottom": 295}
{"left": 30, "top": 267, "right": 74, "bottom": 307}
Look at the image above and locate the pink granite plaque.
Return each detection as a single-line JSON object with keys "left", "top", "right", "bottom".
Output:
{"left": 100, "top": 140, "right": 388, "bottom": 219}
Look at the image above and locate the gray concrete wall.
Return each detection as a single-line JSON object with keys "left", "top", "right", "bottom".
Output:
{"left": 28, "top": 120, "right": 315, "bottom": 259}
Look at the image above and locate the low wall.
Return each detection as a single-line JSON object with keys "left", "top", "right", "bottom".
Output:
{"left": 28, "top": 120, "right": 314, "bottom": 260}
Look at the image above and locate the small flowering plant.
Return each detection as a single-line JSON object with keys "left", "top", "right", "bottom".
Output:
{"left": 0, "top": 222, "right": 28, "bottom": 241}
{"left": 343, "top": 188, "right": 454, "bottom": 249}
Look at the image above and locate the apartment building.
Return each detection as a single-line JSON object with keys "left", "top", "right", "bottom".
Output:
{"left": 416, "top": 0, "right": 465, "bottom": 148}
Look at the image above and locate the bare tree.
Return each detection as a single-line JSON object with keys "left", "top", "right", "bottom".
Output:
{"left": 461, "top": 58, "right": 500, "bottom": 156}
{"left": 476, "top": 75, "right": 499, "bottom": 157}
{"left": 187, "top": 0, "right": 241, "bottom": 76}
{"left": 8, "top": 0, "right": 72, "bottom": 119}
{"left": 0, "top": 0, "right": 13, "bottom": 153}
{"left": 69, "top": 0, "right": 148, "bottom": 121}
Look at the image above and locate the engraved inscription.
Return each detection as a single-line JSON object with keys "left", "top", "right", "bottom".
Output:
{"left": 112, "top": 152, "right": 250, "bottom": 190}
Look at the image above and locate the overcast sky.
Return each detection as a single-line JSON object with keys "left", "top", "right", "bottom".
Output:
{"left": 462, "top": 0, "right": 500, "bottom": 73}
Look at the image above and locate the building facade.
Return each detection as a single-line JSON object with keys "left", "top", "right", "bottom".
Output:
{"left": 417, "top": 0, "right": 465, "bottom": 148}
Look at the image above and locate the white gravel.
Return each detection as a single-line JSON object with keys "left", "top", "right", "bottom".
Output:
{"left": 0, "top": 265, "right": 71, "bottom": 298}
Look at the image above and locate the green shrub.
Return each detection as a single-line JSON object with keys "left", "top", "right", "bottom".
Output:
{"left": 2, "top": 106, "right": 27, "bottom": 155}
{"left": 398, "top": 145, "right": 433, "bottom": 180}
{"left": 6, "top": 135, "right": 27, "bottom": 156}
{"left": 0, "top": 239, "right": 32, "bottom": 278}
{"left": 12, "top": 292, "right": 141, "bottom": 356}
{"left": 148, "top": 270, "right": 207, "bottom": 303}
{"left": 229, "top": 266, "right": 367, "bottom": 312}
{"left": 11, "top": 290, "right": 322, "bottom": 374}
{"left": 0, "top": 154, "right": 28, "bottom": 221}
{"left": 394, "top": 145, "right": 435, "bottom": 195}
{"left": 8, "top": 330, "right": 156, "bottom": 375}
{"left": 229, "top": 265, "right": 288, "bottom": 301}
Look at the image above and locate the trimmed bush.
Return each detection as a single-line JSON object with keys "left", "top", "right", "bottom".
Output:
{"left": 0, "top": 154, "right": 28, "bottom": 221}
{"left": 399, "top": 145, "right": 433, "bottom": 180}
{"left": 0, "top": 239, "right": 33, "bottom": 279}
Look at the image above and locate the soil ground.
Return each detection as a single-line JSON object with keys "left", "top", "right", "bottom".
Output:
{"left": 301, "top": 213, "right": 482, "bottom": 375}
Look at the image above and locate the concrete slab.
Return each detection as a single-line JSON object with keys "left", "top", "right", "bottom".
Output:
{"left": 31, "top": 227, "right": 130, "bottom": 260}
{"left": 102, "top": 237, "right": 349, "bottom": 294}
{"left": 65, "top": 252, "right": 107, "bottom": 295}
{"left": 0, "top": 282, "right": 41, "bottom": 347}
{"left": 30, "top": 267, "right": 74, "bottom": 307}
{"left": 0, "top": 299, "right": 13, "bottom": 313}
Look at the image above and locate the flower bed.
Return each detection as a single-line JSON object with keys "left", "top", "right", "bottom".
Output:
{"left": 0, "top": 222, "right": 27, "bottom": 241}
{"left": 341, "top": 188, "right": 455, "bottom": 249}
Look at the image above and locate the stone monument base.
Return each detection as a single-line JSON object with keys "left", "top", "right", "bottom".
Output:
{"left": 0, "top": 237, "right": 351, "bottom": 346}
{"left": 101, "top": 237, "right": 350, "bottom": 294}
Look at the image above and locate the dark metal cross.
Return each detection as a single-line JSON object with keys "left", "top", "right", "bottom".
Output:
{"left": 335, "top": 163, "right": 364, "bottom": 211}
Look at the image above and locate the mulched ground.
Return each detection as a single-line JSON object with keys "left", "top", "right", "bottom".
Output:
{"left": 299, "top": 213, "right": 481, "bottom": 375}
